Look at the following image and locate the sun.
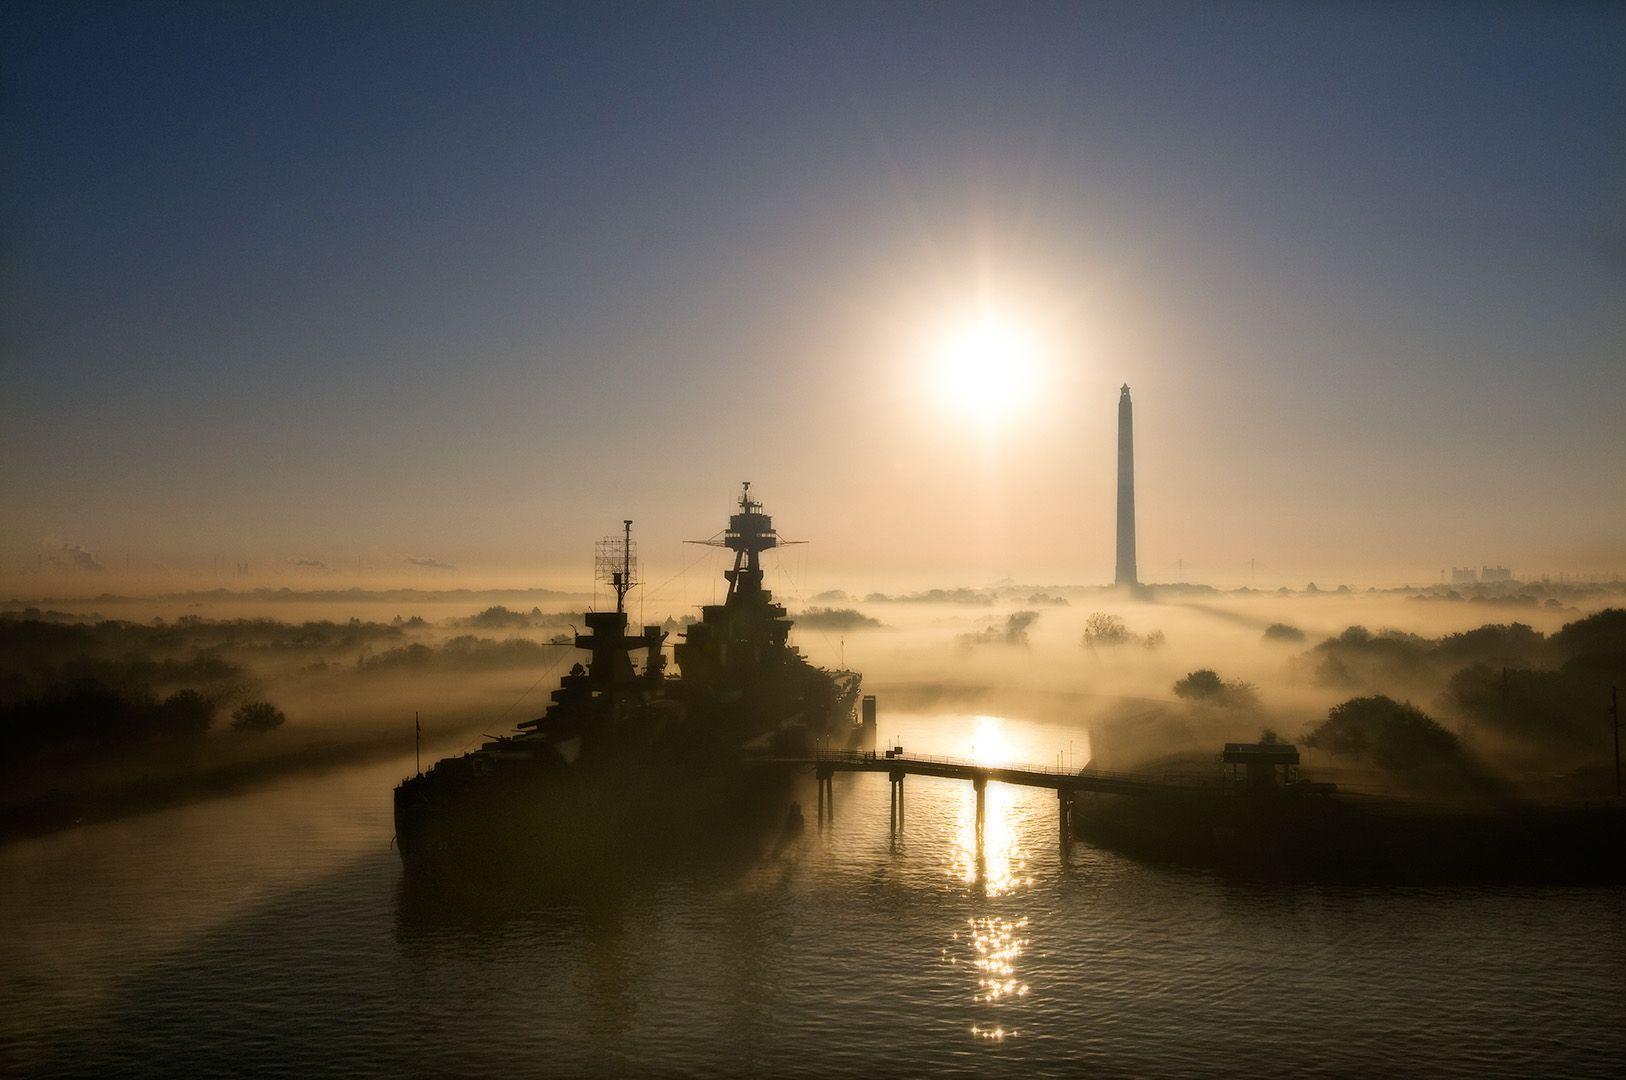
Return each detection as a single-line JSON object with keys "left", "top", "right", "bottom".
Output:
{"left": 929, "top": 311, "right": 1043, "bottom": 427}
{"left": 968, "top": 714, "right": 1013, "bottom": 767}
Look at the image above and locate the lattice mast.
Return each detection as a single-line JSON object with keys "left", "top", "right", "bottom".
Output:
{"left": 594, "top": 519, "right": 638, "bottom": 614}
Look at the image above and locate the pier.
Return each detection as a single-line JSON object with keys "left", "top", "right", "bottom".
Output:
{"left": 755, "top": 747, "right": 1186, "bottom": 846}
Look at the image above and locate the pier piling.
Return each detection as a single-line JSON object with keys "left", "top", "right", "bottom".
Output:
{"left": 1058, "top": 788, "right": 1073, "bottom": 853}
{"left": 973, "top": 774, "right": 987, "bottom": 846}
{"left": 889, "top": 771, "right": 906, "bottom": 842}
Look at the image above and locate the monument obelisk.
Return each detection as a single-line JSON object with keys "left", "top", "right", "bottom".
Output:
{"left": 1115, "top": 384, "right": 1138, "bottom": 587}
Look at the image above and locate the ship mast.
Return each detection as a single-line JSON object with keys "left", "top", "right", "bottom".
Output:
{"left": 685, "top": 481, "right": 804, "bottom": 599}
{"left": 594, "top": 519, "right": 638, "bottom": 614}
{"left": 728, "top": 482, "right": 769, "bottom": 598}
{"left": 619, "top": 519, "right": 632, "bottom": 614}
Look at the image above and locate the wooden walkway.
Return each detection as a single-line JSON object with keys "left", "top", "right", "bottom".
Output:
{"left": 756, "top": 748, "right": 1173, "bottom": 794}
{"left": 749, "top": 747, "right": 1189, "bottom": 841}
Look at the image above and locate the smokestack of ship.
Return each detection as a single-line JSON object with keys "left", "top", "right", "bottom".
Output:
{"left": 1115, "top": 384, "right": 1138, "bottom": 587}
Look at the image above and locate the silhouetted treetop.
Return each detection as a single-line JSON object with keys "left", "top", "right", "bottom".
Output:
{"left": 1305, "top": 696, "right": 1461, "bottom": 772}
{"left": 231, "top": 701, "right": 286, "bottom": 733}
{"left": 1549, "top": 608, "right": 1626, "bottom": 663}
{"left": 1173, "top": 669, "right": 1259, "bottom": 709}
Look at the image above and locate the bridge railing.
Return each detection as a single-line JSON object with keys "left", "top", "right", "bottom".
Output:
{"left": 753, "top": 746, "right": 1160, "bottom": 786}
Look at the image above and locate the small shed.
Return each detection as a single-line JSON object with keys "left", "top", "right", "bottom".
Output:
{"left": 1222, "top": 742, "right": 1300, "bottom": 786}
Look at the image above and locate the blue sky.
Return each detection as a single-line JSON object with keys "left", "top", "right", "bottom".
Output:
{"left": 3, "top": 2, "right": 1623, "bottom": 589}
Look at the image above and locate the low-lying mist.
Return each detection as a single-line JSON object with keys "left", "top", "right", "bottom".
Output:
{"left": 3, "top": 575, "right": 1623, "bottom": 839}
{"left": 789, "top": 582, "right": 1625, "bottom": 802}
{"left": 0, "top": 605, "right": 594, "bottom": 838}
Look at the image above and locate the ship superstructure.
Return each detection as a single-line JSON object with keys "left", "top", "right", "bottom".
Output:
{"left": 673, "top": 483, "right": 810, "bottom": 705}
{"left": 393, "top": 484, "right": 865, "bottom": 873}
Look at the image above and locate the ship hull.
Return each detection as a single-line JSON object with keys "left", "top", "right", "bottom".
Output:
{"left": 395, "top": 753, "right": 807, "bottom": 881}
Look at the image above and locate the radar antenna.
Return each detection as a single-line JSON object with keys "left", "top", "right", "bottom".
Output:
{"left": 594, "top": 519, "right": 638, "bottom": 613}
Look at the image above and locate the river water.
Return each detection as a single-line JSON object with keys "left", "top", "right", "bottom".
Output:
{"left": 3, "top": 710, "right": 1623, "bottom": 1078}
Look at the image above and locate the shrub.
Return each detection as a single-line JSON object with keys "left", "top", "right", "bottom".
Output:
{"left": 231, "top": 701, "right": 286, "bottom": 733}
{"left": 1444, "top": 659, "right": 1618, "bottom": 758}
{"left": 155, "top": 689, "right": 215, "bottom": 740}
{"left": 357, "top": 636, "right": 558, "bottom": 672}
{"left": 1081, "top": 613, "right": 1163, "bottom": 650}
{"left": 458, "top": 605, "right": 534, "bottom": 630}
{"left": 1549, "top": 608, "right": 1626, "bottom": 663}
{"left": 0, "top": 678, "right": 215, "bottom": 762}
{"left": 1174, "top": 669, "right": 1225, "bottom": 700}
{"left": 1172, "top": 669, "right": 1259, "bottom": 709}
{"left": 959, "top": 610, "right": 1039, "bottom": 647}
{"left": 1309, "top": 625, "right": 1433, "bottom": 690}
{"left": 795, "top": 608, "right": 884, "bottom": 631}
{"left": 1305, "top": 696, "right": 1460, "bottom": 772}
{"left": 1081, "top": 612, "right": 1133, "bottom": 647}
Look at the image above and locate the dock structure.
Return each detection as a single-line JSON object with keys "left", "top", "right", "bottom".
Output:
{"left": 757, "top": 747, "right": 1183, "bottom": 846}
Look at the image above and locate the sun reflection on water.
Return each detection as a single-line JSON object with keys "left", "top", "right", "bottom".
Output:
{"left": 968, "top": 915, "right": 1030, "bottom": 1002}
{"left": 948, "top": 914, "right": 1032, "bottom": 1043}
{"left": 938, "top": 715, "right": 1037, "bottom": 1042}
{"left": 946, "top": 776, "right": 1033, "bottom": 896}
{"left": 946, "top": 718, "right": 1033, "bottom": 897}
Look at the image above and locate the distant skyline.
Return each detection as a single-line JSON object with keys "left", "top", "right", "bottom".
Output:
{"left": 3, "top": 2, "right": 1624, "bottom": 594}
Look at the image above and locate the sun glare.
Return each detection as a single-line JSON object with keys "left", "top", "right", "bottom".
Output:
{"left": 968, "top": 714, "right": 1013, "bottom": 767}
{"left": 930, "top": 312, "right": 1043, "bottom": 427}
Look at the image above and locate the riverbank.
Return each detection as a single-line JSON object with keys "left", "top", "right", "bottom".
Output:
{"left": 1070, "top": 784, "right": 1626, "bottom": 884}
{"left": 0, "top": 725, "right": 489, "bottom": 844}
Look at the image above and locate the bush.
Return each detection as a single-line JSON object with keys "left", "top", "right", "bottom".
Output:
{"left": 1432, "top": 622, "right": 1544, "bottom": 667}
{"left": 1173, "top": 669, "right": 1259, "bottom": 709}
{"left": 2, "top": 677, "right": 152, "bottom": 754}
{"left": 959, "top": 611, "right": 1039, "bottom": 647}
{"left": 1305, "top": 696, "right": 1460, "bottom": 772}
{"left": 1081, "top": 613, "right": 1133, "bottom": 647}
{"left": 1082, "top": 613, "right": 1164, "bottom": 649}
{"left": 1549, "top": 608, "right": 1626, "bottom": 664}
{"left": 795, "top": 607, "right": 884, "bottom": 631}
{"left": 155, "top": 689, "right": 216, "bottom": 740}
{"left": 1263, "top": 623, "right": 1305, "bottom": 643}
{"left": 357, "top": 636, "right": 559, "bottom": 672}
{"left": 1173, "top": 669, "right": 1224, "bottom": 700}
{"left": 1309, "top": 625, "right": 1433, "bottom": 690}
{"left": 0, "top": 678, "right": 216, "bottom": 763}
{"left": 1444, "top": 658, "right": 1619, "bottom": 759}
{"left": 231, "top": 701, "right": 286, "bottom": 733}
{"left": 1304, "top": 620, "right": 1590, "bottom": 695}
{"left": 457, "top": 605, "right": 534, "bottom": 630}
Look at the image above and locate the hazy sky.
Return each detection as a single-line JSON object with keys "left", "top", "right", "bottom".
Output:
{"left": 3, "top": 1, "right": 1623, "bottom": 593}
